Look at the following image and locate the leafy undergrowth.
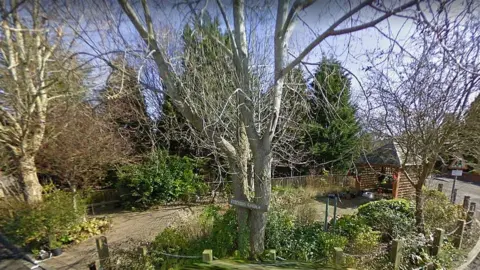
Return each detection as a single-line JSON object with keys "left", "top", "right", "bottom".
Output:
{"left": 58, "top": 217, "right": 111, "bottom": 245}
{"left": 104, "top": 187, "right": 474, "bottom": 270}
{"left": 185, "top": 259, "right": 320, "bottom": 269}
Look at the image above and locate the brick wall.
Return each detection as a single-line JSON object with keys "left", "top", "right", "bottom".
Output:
{"left": 356, "top": 166, "right": 379, "bottom": 190}
{"left": 356, "top": 165, "right": 398, "bottom": 191}
{"left": 395, "top": 168, "right": 418, "bottom": 199}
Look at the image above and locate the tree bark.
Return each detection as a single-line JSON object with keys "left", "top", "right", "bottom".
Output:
{"left": 415, "top": 185, "right": 425, "bottom": 234}
{"left": 249, "top": 149, "right": 272, "bottom": 257}
{"left": 233, "top": 124, "right": 251, "bottom": 254}
{"left": 17, "top": 155, "right": 42, "bottom": 203}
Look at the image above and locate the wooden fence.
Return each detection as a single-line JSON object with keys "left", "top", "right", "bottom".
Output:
{"left": 85, "top": 189, "right": 121, "bottom": 214}
{"left": 271, "top": 174, "right": 356, "bottom": 189}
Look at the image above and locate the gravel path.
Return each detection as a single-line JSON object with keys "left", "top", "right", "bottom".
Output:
{"left": 41, "top": 205, "right": 202, "bottom": 270}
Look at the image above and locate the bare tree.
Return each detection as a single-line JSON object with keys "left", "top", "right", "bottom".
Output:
{"left": 363, "top": 21, "right": 480, "bottom": 232}
{"left": 36, "top": 102, "right": 131, "bottom": 193}
{"left": 109, "top": 0, "right": 420, "bottom": 255}
{"left": 0, "top": 0, "right": 74, "bottom": 203}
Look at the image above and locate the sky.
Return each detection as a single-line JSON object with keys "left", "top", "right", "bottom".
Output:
{"left": 70, "top": 0, "right": 478, "bottom": 111}
{"left": 134, "top": 0, "right": 420, "bottom": 99}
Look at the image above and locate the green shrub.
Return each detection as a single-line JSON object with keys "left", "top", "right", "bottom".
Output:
{"left": 423, "top": 189, "right": 464, "bottom": 235}
{"left": 357, "top": 199, "right": 415, "bottom": 240}
{"left": 265, "top": 208, "right": 295, "bottom": 255}
{"left": 0, "top": 186, "right": 86, "bottom": 250}
{"left": 265, "top": 208, "right": 347, "bottom": 262}
{"left": 116, "top": 150, "right": 208, "bottom": 208}
{"left": 151, "top": 206, "right": 241, "bottom": 268}
{"left": 333, "top": 215, "right": 370, "bottom": 239}
{"left": 348, "top": 230, "right": 381, "bottom": 255}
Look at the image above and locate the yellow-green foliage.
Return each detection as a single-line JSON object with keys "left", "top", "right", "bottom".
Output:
{"left": 0, "top": 185, "right": 87, "bottom": 249}
{"left": 423, "top": 189, "right": 464, "bottom": 235}
{"left": 59, "top": 218, "right": 111, "bottom": 245}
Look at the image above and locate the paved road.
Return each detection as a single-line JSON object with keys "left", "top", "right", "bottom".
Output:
{"left": 426, "top": 177, "right": 480, "bottom": 210}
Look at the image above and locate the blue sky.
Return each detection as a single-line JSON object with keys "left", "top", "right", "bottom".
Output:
{"left": 74, "top": 0, "right": 475, "bottom": 110}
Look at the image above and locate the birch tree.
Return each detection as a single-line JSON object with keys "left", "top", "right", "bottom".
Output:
{"left": 110, "top": 0, "right": 418, "bottom": 255}
{"left": 0, "top": 0, "right": 68, "bottom": 203}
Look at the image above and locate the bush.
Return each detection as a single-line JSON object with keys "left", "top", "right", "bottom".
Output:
{"left": 270, "top": 186, "right": 312, "bottom": 211}
{"left": 265, "top": 207, "right": 348, "bottom": 262}
{"left": 288, "top": 223, "right": 348, "bottom": 262}
{"left": 265, "top": 208, "right": 295, "bottom": 255}
{"left": 151, "top": 206, "right": 241, "bottom": 268}
{"left": 423, "top": 189, "right": 464, "bottom": 235}
{"left": 333, "top": 215, "right": 370, "bottom": 239}
{"left": 0, "top": 186, "right": 86, "bottom": 250}
{"left": 59, "top": 218, "right": 111, "bottom": 245}
{"left": 295, "top": 203, "right": 318, "bottom": 225}
{"left": 116, "top": 150, "right": 208, "bottom": 208}
{"left": 357, "top": 199, "right": 415, "bottom": 240}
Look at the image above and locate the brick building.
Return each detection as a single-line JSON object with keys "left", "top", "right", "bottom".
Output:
{"left": 355, "top": 141, "right": 418, "bottom": 199}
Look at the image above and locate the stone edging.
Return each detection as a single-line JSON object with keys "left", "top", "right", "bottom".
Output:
{"left": 457, "top": 219, "right": 480, "bottom": 270}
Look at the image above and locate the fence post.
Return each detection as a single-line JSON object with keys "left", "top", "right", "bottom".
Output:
{"left": 453, "top": 219, "right": 466, "bottom": 248}
{"left": 334, "top": 247, "right": 344, "bottom": 267}
{"left": 467, "top": 211, "right": 475, "bottom": 229}
{"left": 137, "top": 246, "right": 151, "bottom": 268}
{"left": 390, "top": 239, "right": 403, "bottom": 270}
{"left": 96, "top": 236, "right": 110, "bottom": 270}
{"left": 432, "top": 228, "right": 444, "bottom": 256}
{"left": 437, "top": 183, "right": 443, "bottom": 192}
{"left": 463, "top": 196, "right": 471, "bottom": 211}
{"left": 470, "top": 202, "right": 477, "bottom": 212}
{"left": 267, "top": 249, "right": 276, "bottom": 262}
{"left": 202, "top": 249, "right": 213, "bottom": 263}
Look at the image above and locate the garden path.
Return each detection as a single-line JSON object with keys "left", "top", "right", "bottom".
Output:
{"left": 41, "top": 205, "right": 203, "bottom": 270}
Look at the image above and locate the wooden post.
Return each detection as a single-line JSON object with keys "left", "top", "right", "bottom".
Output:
{"left": 437, "top": 183, "right": 443, "bottom": 192}
{"left": 463, "top": 196, "right": 471, "bottom": 211}
{"left": 137, "top": 246, "right": 148, "bottom": 258}
{"left": 432, "top": 228, "right": 444, "bottom": 256}
{"left": 334, "top": 247, "right": 344, "bottom": 266}
{"left": 324, "top": 196, "right": 329, "bottom": 231}
{"left": 137, "top": 246, "right": 150, "bottom": 268}
{"left": 333, "top": 196, "right": 338, "bottom": 227}
{"left": 202, "top": 249, "right": 213, "bottom": 263}
{"left": 453, "top": 219, "right": 466, "bottom": 248}
{"left": 467, "top": 211, "right": 475, "bottom": 229}
{"left": 470, "top": 202, "right": 477, "bottom": 212}
{"left": 267, "top": 249, "right": 276, "bottom": 262}
{"left": 452, "top": 189, "right": 458, "bottom": 204}
{"left": 390, "top": 239, "right": 403, "bottom": 270}
{"left": 96, "top": 236, "right": 110, "bottom": 270}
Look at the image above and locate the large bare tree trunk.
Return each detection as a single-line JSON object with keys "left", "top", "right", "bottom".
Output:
{"left": 17, "top": 155, "right": 42, "bottom": 203}
{"left": 249, "top": 149, "right": 272, "bottom": 257}
{"left": 229, "top": 126, "right": 251, "bottom": 255}
{"left": 415, "top": 185, "right": 425, "bottom": 234}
